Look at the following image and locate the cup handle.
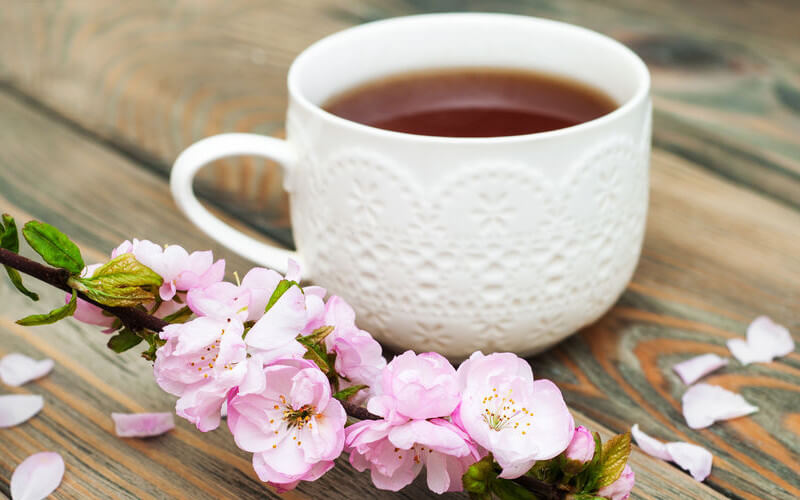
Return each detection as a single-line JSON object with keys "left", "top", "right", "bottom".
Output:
{"left": 170, "top": 133, "right": 300, "bottom": 274}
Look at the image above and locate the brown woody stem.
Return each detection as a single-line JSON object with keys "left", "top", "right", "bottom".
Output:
{"left": 0, "top": 247, "right": 562, "bottom": 499}
{"left": 1, "top": 247, "right": 169, "bottom": 332}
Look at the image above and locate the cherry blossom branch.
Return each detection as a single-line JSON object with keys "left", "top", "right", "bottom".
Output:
{"left": 0, "top": 247, "right": 380, "bottom": 421}
{"left": 1, "top": 246, "right": 567, "bottom": 499}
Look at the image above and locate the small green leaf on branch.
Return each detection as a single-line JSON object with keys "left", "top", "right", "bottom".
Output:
{"left": 462, "top": 455, "right": 497, "bottom": 500}
{"left": 81, "top": 284, "right": 157, "bottom": 307}
{"left": 1, "top": 215, "right": 39, "bottom": 300}
{"left": 22, "top": 220, "right": 85, "bottom": 274}
{"left": 16, "top": 290, "right": 77, "bottom": 326}
{"left": 141, "top": 332, "right": 166, "bottom": 362}
{"left": 594, "top": 432, "right": 631, "bottom": 488}
{"left": 1, "top": 214, "right": 20, "bottom": 252}
{"left": 161, "top": 305, "right": 193, "bottom": 324}
{"left": 107, "top": 328, "right": 144, "bottom": 353}
{"left": 332, "top": 385, "right": 368, "bottom": 402}
{"left": 298, "top": 335, "right": 331, "bottom": 372}
{"left": 87, "top": 253, "right": 162, "bottom": 287}
{"left": 4, "top": 267, "right": 40, "bottom": 301}
{"left": 491, "top": 478, "right": 537, "bottom": 500}
{"left": 264, "top": 279, "right": 298, "bottom": 313}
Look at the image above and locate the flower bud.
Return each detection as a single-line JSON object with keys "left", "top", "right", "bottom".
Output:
{"left": 565, "top": 425, "right": 595, "bottom": 463}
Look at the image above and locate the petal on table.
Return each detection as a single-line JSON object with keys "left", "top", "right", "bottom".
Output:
{"left": 10, "top": 451, "right": 64, "bottom": 500}
{"left": 631, "top": 424, "right": 671, "bottom": 461}
{"left": 0, "top": 353, "right": 54, "bottom": 387}
{"left": 665, "top": 442, "right": 713, "bottom": 482}
{"left": 672, "top": 354, "right": 728, "bottom": 385}
{"left": 0, "top": 394, "right": 44, "bottom": 428}
{"left": 111, "top": 412, "right": 174, "bottom": 437}
{"left": 727, "top": 316, "right": 795, "bottom": 365}
{"left": 681, "top": 383, "right": 758, "bottom": 429}
{"left": 632, "top": 424, "right": 712, "bottom": 481}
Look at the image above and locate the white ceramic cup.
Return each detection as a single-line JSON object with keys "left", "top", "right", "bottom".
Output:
{"left": 171, "top": 13, "right": 651, "bottom": 359}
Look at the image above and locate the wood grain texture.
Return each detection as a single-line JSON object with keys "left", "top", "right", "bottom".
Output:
{"left": 0, "top": 0, "right": 798, "bottom": 498}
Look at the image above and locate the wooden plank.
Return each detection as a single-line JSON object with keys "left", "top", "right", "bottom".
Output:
{"left": 1, "top": 0, "right": 798, "bottom": 236}
{"left": 0, "top": 84, "right": 721, "bottom": 498}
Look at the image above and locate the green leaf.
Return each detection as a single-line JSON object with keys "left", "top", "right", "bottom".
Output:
{"left": 264, "top": 279, "right": 298, "bottom": 313}
{"left": 81, "top": 285, "right": 156, "bottom": 307}
{"left": 491, "top": 478, "right": 537, "bottom": 500}
{"left": 4, "top": 266, "right": 39, "bottom": 301}
{"left": 161, "top": 305, "right": 193, "bottom": 324}
{"left": 76, "top": 253, "right": 162, "bottom": 307}
{"left": 0, "top": 215, "right": 38, "bottom": 300}
{"left": 297, "top": 325, "right": 335, "bottom": 347}
{"left": 87, "top": 253, "right": 162, "bottom": 287}
{"left": 298, "top": 335, "right": 331, "bottom": 372}
{"left": 141, "top": 332, "right": 166, "bottom": 362}
{"left": 1, "top": 214, "right": 20, "bottom": 252}
{"left": 107, "top": 328, "right": 143, "bottom": 353}
{"left": 332, "top": 384, "right": 368, "bottom": 402}
{"left": 16, "top": 290, "right": 77, "bottom": 326}
{"left": 462, "top": 455, "right": 497, "bottom": 499}
{"left": 22, "top": 220, "right": 84, "bottom": 274}
{"left": 595, "top": 432, "right": 631, "bottom": 489}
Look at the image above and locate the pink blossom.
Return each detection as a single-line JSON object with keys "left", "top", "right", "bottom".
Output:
{"left": 227, "top": 358, "right": 346, "bottom": 492}
{"left": 244, "top": 281, "right": 306, "bottom": 363}
{"left": 238, "top": 267, "right": 283, "bottom": 322}
{"left": 597, "top": 464, "right": 635, "bottom": 500}
{"left": 565, "top": 425, "right": 594, "bottom": 463}
{"left": 187, "top": 282, "right": 250, "bottom": 322}
{"left": 154, "top": 316, "right": 247, "bottom": 431}
{"left": 307, "top": 296, "right": 386, "bottom": 401}
{"left": 456, "top": 352, "right": 574, "bottom": 479}
{"left": 367, "top": 351, "right": 459, "bottom": 423}
{"left": 346, "top": 418, "right": 481, "bottom": 493}
{"left": 113, "top": 239, "right": 225, "bottom": 300}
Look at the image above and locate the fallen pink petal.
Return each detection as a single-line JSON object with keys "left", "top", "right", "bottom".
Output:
{"left": 632, "top": 424, "right": 712, "bottom": 481}
{"left": 0, "top": 394, "right": 44, "bottom": 428}
{"left": 0, "top": 353, "right": 54, "bottom": 387}
{"left": 682, "top": 383, "right": 758, "bottom": 429}
{"left": 112, "top": 412, "right": 175, "bottom": 438}
{"left": 10, "top": 451, "right": 65, "bottom": 500}
{"left": 672, "top": 354, "right": 728, "bottom": 385}
{"left": 665, "top": 442, "right": 713, "bottom": 482}
{"left": 727, "top": 316, "right": 795, "bottom": 365}
{"left": 631, "top": 424, "right": 671, "bottom": 461}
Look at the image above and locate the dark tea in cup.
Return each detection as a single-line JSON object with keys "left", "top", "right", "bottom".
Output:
{"left": 323, "top": 67, "right": 617, "bottom": 137}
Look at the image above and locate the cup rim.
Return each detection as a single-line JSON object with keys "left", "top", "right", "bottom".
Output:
{"left": 287, "top": 12, "right": 651, "bottom": 144}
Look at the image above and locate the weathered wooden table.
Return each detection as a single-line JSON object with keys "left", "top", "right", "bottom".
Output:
{"left": 0, "top": 1, "right": 798, "bottom": 499}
